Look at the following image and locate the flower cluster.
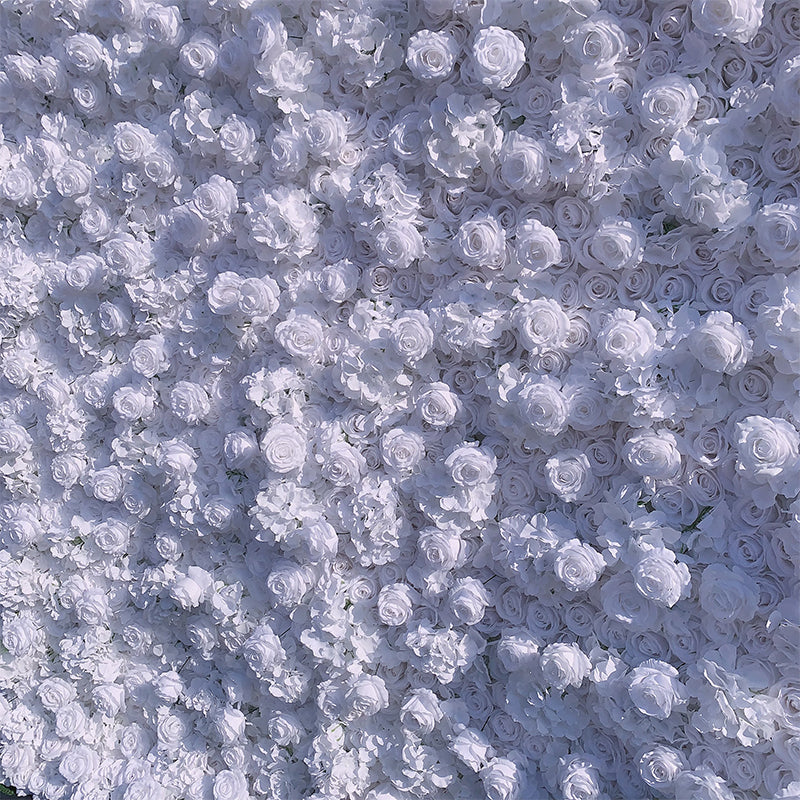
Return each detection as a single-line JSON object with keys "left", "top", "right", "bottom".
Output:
{"left": 0, "top": 0, "right": 798, "bottom": 798}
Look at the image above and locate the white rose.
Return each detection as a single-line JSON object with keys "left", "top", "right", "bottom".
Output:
{"left": 59, "top": 745, "right": 98, "bottom": 783}
{"left": 517, "top": 376, "right": 568, "bottom": 436}
{"left": 220, "top": 114, "right": 258, "bottom": 163}
{"left": 515, "top": 218, "right": 562, "bottom": 272}
{"left": 699, "top": 564, "right": 759, "bottom": 622}
{"left": 560, "top": 757, "right": 601, "bottom": 800}
{"left": 345, "top": 675, "right": 389, "bottom": 719}
{"left": 497, "top": 630, "right": 540, "bottom": 672}
{"left": 500, "top": 132, "right": 549, "bottom": 195}
{"left": 54, "top": 159, "right": 92, "bottom": 198}
{"left": 213, "top": 769, "right": 249, "bottom": 800}
{"left": 208, "top": 272, "right": 243, "bottom": 314}
{"left": 514, "top": 298, "right": 570, "bottom": 355}
{"left": 406, "top": 30, "right": 458, "bottom": 81}
{"left": 545, "top": 451, "right": 595, "bottom": 502}
{"left": 417, "top": 527, "right": 462, "bottom": 570}
{"left": 445, "top": 444, "right": 496, "bottom": 487}
{"left": 112, "top": 386, "right": 154, "bottom": 422}
{"left": 65, "top": 253, "right": 104, "bottom": 291}
{"left": 129, "top": 336, "right": 166, "bottom": 378}
{"left": 638, "top": 75, "right": 699, "bottom": 133}
{"left": 688, "top": 311, "right": 752, "bottom": 374}
{"left": 586, "top": 218, "right": 643, "bottom": 271}
{"left": 628, "top": 659, "right": 687, "bottom": 719}
{"left": 55, "top": 702, "right": 88, "bottom": 740}
{"left": 305, "top": 109, "right": 347, "bottom": 160}
{"left": 275, "top": 314, "right": 324, "bottom": 360}
{"left": 400, "top": 688, "right": 442, "bottom": 733}
{"left": 267, "top": 561, "right": 310, "bottom": 606}
{"left": 317, "top": 259, "right": 359, "bottom": 302}
{"left": 416, "top": 382, "right": 462, "bottom": 428}
{"left": 169, "top": 381, "right": 211, "bottom": 424}
{"left": 633, "top": 549, "right": 691, "bottom": 607}
{"left": 454, "top": 215, "right": 506, "bottom": 269}
{"left": 692, "top": 0, "right": 765, "bottom": 42}
{"left": 554, "top": 539, "right": 605, "bottom": 591}
{"left": 192, "top": 175, "right": 238, "bottom": 223}
{"left": 481, "top": 759, "right": 521, "bottom": 800}
{"left": 381, "top": 428, "right": 425, "bottom": 473}
{"left": 114, "top": 122, "right": 154, "bottom": 164}
{"left": 64, "top": 33, "right": 106, "bottom": 75}
{"left": 51, "top": 454, "right": 83, "bottom": 488}
{"left": 0, "top": 421, "right": 31, "bottom": 455}
{"left": 179, "top": 31, "right": 218, "bottom": 78}
{"left": 261, "top": 423, "right": 306, "bottom": 473}
{"left": 375, "top": 220, "right": 425, "bottom": 269}
{"left": 539, "top": 643, "right": 591, "bottom": 690}
{"left": 389, "top": 310, "right": 434, "bottom": 364}
{"left": 76, "top": 587, "right": 110, "bottom": 624}
{"left": 623, "top": 430, "right": 682, "bottom": 481}
{"left": 639, "top": 745, "right": 686, "bottom": 790}
{"left": 212, "top": 706, "right": 246, "bottom": 744}
{"left": 88, "top": 466, "right": 124, "bottom": 502}
{"left": 736, "top": 416, "right": 800, "bottom": 496}
{"left": 238, "top": 276, "right": 280, "bottom": 318}
{"left": 754, "top": 201, "right": 800, "bottom": 268}
{"left": 774, "top": 55, "right": 800, "bottom": 122}
{"left": 597, "top": 309, "right": 657, "bottom": 367}
{"left": 565, "top": 13, "right": 627, "bottom": 73}
{"left": 472, "top": 27, "right": 526, "bottom": 90}
{"left": 243, "top": 626, "right": 285, "bottom": 676}
{"left": 141, "top": 147, "right": 177, "bottom": 187}
{"left": 449, "top": 577, "right": 490, "bottom": 625}
{"left": 38, "top": 677, "right": 76, "bottom": 711}
{"left": 143, "top": 4, "right": 185, "bottom": 47}
{"left": 378, "top": 583, "right": 414, "bottom": 626}
{"left": 2, "top": 617, "right": 37, "bottom": 656}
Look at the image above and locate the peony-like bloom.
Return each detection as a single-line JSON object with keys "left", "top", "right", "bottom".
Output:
{"left": 472, "top": 27, "right": 526, "bottom": 90}
{"left": 627, "top": 660, "right": 687, "bottom": 719}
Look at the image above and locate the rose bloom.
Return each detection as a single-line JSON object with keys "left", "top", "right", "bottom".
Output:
{"left": 688, "top": 311, "right": 752, "bottom": 374}
{"left": 261, "top": 423, "right": 306, "bottom": 473}
{"left": 515, "top": 298, "right": 570, "bottom": 355}
{"left": 539, "top": 642, "right": 591, "bottom": 690}
{"left": 736, "top": 415, "right": 800, "bottom": 496}
{"left": 545, "top": 451, "right": 595, "bottom": 502}
{"left": 692, "top": 0, "right": 765, "bottom": 43}
{"left": 639, "top": 745, "right": 686, "bottom": 790}
{"left": 554, "top": 539, "right": 605, "bottom": 591}
{"left": 377, "top": 583, "right": 414, "bottom": 626}
{"left": 449, "top": 577, "right": 490, "bottom": 625}
{"left": 638, "top": 75, "right": 699, "bottom": 132}
{"left": 699, "top": 563, "right": 759, "bottom": 622}
{"left": 623, "top": 430, "right": 682, "bottom": 481}
{"left": 754, "top": 201, "right": 800, "bottom": 268}
{"left": 560, "top": 756, "right": 601, "bottom": 800}
{"left": 774, "top": 55, "right": 800, "bottom": 122}
{"left": 381, "top": 427, "right": 425, "bottom": 473}
{"left": 586, "top": 218, "right": 643, "bottom": 271}
{"left": 406, "top": 30, "right": 458, "bottom": 81}
{"left": 633, "top": 548, "right": 691, "bottom": 607}
{"left": 400, "top": 688, "right": 443, "bottom": 733}
{"left": 627, "top": 659, "right": 687, "bottom": 719}
{"left": 515, "top": 218, "right": 561, "bottom": 272}
{"left": 472, "top": 27, "right": 526, "bottom": 89}
{"left": 500, "top": 132, "right": 549, "bottom": 195}
{"left": 454, "top": 215, "right": 506, "bottom": 269}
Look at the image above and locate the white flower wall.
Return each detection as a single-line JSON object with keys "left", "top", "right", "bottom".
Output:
{"left": 0, "top": 0, "right": 798, "bottom": 798}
